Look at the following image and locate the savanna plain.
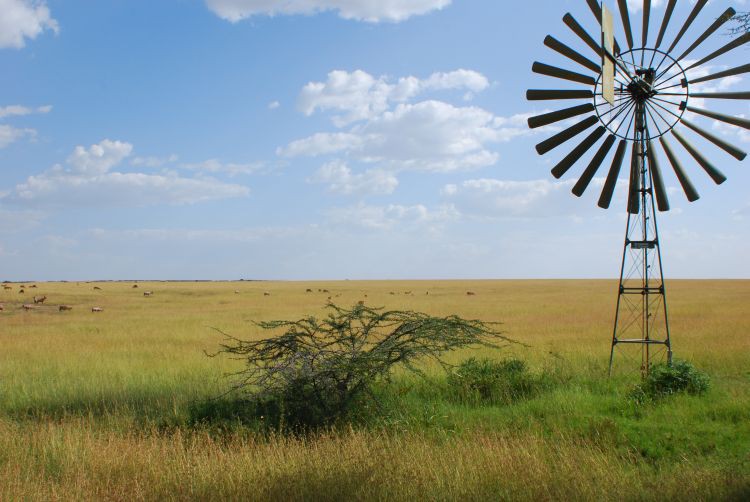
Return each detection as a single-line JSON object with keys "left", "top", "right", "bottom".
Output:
{"left": 0, "top": 279, "right": 748, "bottom": 501}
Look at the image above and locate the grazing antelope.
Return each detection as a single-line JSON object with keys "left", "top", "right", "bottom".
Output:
{"left": 2, "top": 285, "right": 11, "bottom": 290}
{"left": 466, "top": 291, "right": 476, "bottom": 296}
{"left": 322, "top": 289, "right": 329, "bottom": 293}
{"left": 234, "top": 290, "right": 240, "bottom": 294}
{"left": 59, "top": 305, "right": 73, "bottom": 311}
{"left": 306, "top": 289, "right": 313, "bottom": 293}
{"left": 132, "top": 284, "right": 138, "bottom": 288}
{"left": 33, "top": 295, "right": 47, "bottom": 304}
{"left": 29, "top": 285, "right": 37, "bottom": 288}
{"left": 22, "top": 304, "right": 34, "bottom": 310}
{"left": 91, "top": 307, "right": 103, "bottom": 312}
{"left": 18, "top": 289, "right": 24, "bottom": 294}
{"left": 263, "top": 292, "right": 270, "bottom": 296}
{"left": 143, "top": 291, "right": 153, "bottom": 297}
{"left": 93, "top": 286, "right": 102, "bottom": 291}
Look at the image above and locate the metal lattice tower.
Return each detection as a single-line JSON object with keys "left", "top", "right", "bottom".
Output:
{"left": 525, "top": 0, "right": 749, "bottom": 375}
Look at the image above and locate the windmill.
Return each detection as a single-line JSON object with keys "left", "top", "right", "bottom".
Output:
{"left": 526, "top": 0, "right": 749, "bottom": 375}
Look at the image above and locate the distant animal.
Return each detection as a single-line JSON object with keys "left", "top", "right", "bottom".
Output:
{"left": 59, "top": 305, "right": 73, "bottom": 311}
{"left": 234, "top": 290, "right": 240, "bottom": 294}
{"left": 357, "top": 300, "right": 365, "bottom": 306}
{"left": 18, "top": 289, "right": 24, "bottom": 294}
{"left": 0, "top": 304, "right": 4, "bottom": 311}
{"left": 132, "top": 284, "right": 138, "bottom": 288}
{"left": 33, "top": 295, "right": 47, "bottom": 304}
{"left": 466, "top": 291, "right": 476, "bottom": 296}
{"left": 93, "top": 286, "right": 102, "bottom": 291}
{"left": 306, "top": 289, "right": 313, "bottom": 293}
{"left": 426, "top": 292, "right": 429, "bottom": 295}
{"left": 143, "top": 291, "right": 153, "bottom": 297}
{"left": 404, "top": 291, "right": 412, "bottom": 295}
{"left": 29, "top": 285, "right": 37, "bottom": 289}
{"left": 22, "top": 304, "right": 34, "bottom": 311}
{"left": 91, "top": 307, "right": 103, "bottom": 312}
{"left": 322, "top": 289, "right": 329, "bottom": 293}
{"left": 389, "top": 292, "right": 395, "bottom": 295}
{"left": 3, "top": 285, "right": 11, "bottom": 290}
{"left": 263, "top": 292, "right": 271, "bottom": 296}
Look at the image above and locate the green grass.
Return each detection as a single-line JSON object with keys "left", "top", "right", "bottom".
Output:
{"left": 1, "top": 279, "right": 749, "bottom": 500}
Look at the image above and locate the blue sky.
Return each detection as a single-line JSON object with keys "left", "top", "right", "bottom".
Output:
{"left": 1, "top": 0, "right": 748, "bottom": 280}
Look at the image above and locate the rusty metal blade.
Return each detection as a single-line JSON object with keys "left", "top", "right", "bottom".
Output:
{"left": 573, "top": 135, "right": 617, "bottom": 197}
{"left": 617, "top": 0, "right": 634, "bottom": 49}
{"left": 532, "top": 62, "right": 597, "bottom": 86}
{"left": 655, "top": 0, "right": 677, "bottom": 48}
{"left": 627, "top": 142, "right": 641, "bottom": 214}
{"left": 685, "top": 32, "right": 750, "bottom": 72}
{"left": 646, "top": 140, "right": 670, "bottom": 211}
{"left": 527, "top": 89, "right": 594, "bottom": 101}
{"left": 551, "top": 126, "right": 607, "bottom": 179}
{"left": 527, "top": 103, "right": 595, "bottom": 129}
{"left": 544, "top": 35, "right": 601, "bottom": 74}
{"left": 676, "top": 8, "right": 736, "bottom": 63}
{"left": 671, "top": 129, "right": 727, "bottom": 185}
{"left": 667, "top": 0, "right": 708, "bottom": 53}
{"left": 536, "top": 115, "right": 599, "bottom": 155}
{"left": 660, "top": 136, "right": 700, "bottom": 202}
{"left": 679, "top": 118, "right": 747, "bottom": 161}
{"left": 598, "top": 140, "right": 628, "bottom": 209}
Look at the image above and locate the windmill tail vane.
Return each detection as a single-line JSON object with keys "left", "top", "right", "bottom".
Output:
{"left": 526, "top": 0, "right": 748, "bottom": 376}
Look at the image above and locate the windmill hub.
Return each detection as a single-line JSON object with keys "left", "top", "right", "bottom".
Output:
{"left": 629, "top": 68, "right": 657, "bottom": 100}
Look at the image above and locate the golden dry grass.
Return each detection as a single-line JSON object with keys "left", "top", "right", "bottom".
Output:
{"left": 1, "top": 279, "right": 748, "bottom": 500}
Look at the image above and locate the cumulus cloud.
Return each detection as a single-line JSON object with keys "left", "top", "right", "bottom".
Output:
{"left": 279, "top": 132, "right": 365, "bottom": 157}
{"left": 298, "top": 69, "right": 489, "bottom": 126}
{"left": 0, "top": 104, "right": 52, "bottom": 118}
{"left": 309, "top": 160, "right": 398, "bottom": 196}
{"left": 4, "top": 139, "right": 249, "bottom": 207}
{"left": 0, "top": 124, "right": 35, "bottom": 148}
{"left": 326, "top": 202, "right": 457, "bottom": 230}
{"left": 130, "top": 154, "right": 179, "bottom": 168}
{"left": 180, "top": 159, "right": 265, "bottom": 176}
{"left": 442, "top": 178, "right": 625, "bottom": 219}
{"left": 205, "top": 0, "right": 451, "bottom": 23}
{"left": 0, "top": 0, "right": 58, "bottom": 49}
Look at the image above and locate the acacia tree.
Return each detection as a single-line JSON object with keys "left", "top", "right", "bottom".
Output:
{"left": 211, "top": 303, "right": 512, "bottom": 428}
{"left": 730, "top": 12, "right": 750, "bottom": 34}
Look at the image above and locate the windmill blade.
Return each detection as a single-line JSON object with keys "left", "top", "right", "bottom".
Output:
{"left": 659, "top": 137, "right": 700, "bottom": 202}
{"left": 532, "top": 62, "right": 597, "bottom": 86}
{"left": 675, "top": 8, "right": 736, "bottom": 63}
{"left": 688, "top": 92, "right": 750, "bottom": 101}
{"left": 667, "top": 0, "right": 708, "bottom": 54}
{"left": 627, "top": 143, "right": 641, "bottom": 214}
{"left": 573, "top": 135, "right": 617, "bottom": 197}
{"left": 683, "top": 104, "right": 750, "bottom": 130}
{"left": 671, "top": 129, "right": 727, "bottom": 185}
{"left": 536, "top": 115, "right": 599, "bottom": 155}
{"left": 598, "top": 140, "right": 628, "bottom": 209}
{"left": 642, "top": 0, "right": 651, "bottom": 48}
{"left": 679, "top": 118, "right": 747, "bottom": 161}
{"left": 544, "top": 36, "right": 601, "bottom": 74}
{"left": 646, "top": 140, "right": 670, "bottom": 212}
{"left": 685, "top": 32, "right": 750, "bottom": 72}
{"left": 617, "top": 0, "right": 634, "bottom": 49}
{"left": 585, "top": 0, "right": 622, "bottom": 54}
{"left": 528, "top": 103, "right": 595, "bottom": 129}
{"left": 655, "top": 0, "right": 678, "bottom": 49}
{"left": 684, "top": 63, "right": 750, "bottom": 87}
{"left": 563, "top": 13, "right": 602, "bottom": 57}
{"left": 527, "top": 89, "right": 594, "bottom": 101}
{"left": 551, "top": 126, "right": 607, "bottom": 179}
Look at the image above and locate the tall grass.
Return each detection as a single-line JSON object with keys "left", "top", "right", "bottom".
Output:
{"left": 1, "top": 280, "right": 748, "bottom": 499}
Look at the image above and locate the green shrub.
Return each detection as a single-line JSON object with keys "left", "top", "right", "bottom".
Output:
{"left": 631, "top": 360, "right": 710, "bottom": 402}
{"left": 448, "top": 357, "right": 543, "bottom": 405}
{"left": 209, "top": 303, "right": 511, "bottom": 429}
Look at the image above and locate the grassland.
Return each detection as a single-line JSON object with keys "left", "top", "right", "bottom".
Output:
{"left": 1, "top": 280, "right": 748, "bottom": 500}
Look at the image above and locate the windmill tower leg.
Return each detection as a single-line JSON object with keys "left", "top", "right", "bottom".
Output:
{"left": 609, "top": 101, "right": 672, "bottom": 377}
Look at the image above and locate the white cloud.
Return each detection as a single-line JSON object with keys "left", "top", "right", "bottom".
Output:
{"left": 309, "top": 160, "right": 398, "bottom": 196}
{"left": 130, "top": 154, "right": 179, "bottom": 168}
{"left": 180, "top": 159, "right": 265, "bottom": 176}
{"left": 442, "top": 178, "right": 625, "bottom": 219}
{"left": 298, "top": 69, "right": 489, "bottom": 126}
{"left": 205, "top": 0, "right": 451, "bottom": 23}
{"left": 279, "top": 132, "right": 364, "bottom": 157}
{"left": 0, "top": 104, "right": 52, "bottom": 118}
{"left": 67, "top": 139, "right": 134, "bottom": 175}
{"left": 4, "top": 139, "right": 250, "bottom": 208}
{"left": 0, "top": 0, "right": 58, "bottom": 49}
{"left": 0, "top": 124, "right": 35, "bottom": 148}
{"left": 268, "top": 100, "right": 280, "bottom": 110}
{"left": 326, "top": 202, "right": 457, "bottom": 230}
